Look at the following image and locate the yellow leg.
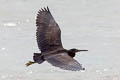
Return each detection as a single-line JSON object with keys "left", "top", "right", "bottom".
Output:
{"left": 26, "top": 61, "right": 36, "bottom": 67}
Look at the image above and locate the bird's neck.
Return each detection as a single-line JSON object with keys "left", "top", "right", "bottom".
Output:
{"left": 67, "top": 51, "right": 75, "bottom": 58}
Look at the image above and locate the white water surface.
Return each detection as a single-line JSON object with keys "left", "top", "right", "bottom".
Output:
{"left": 0, "top": 0, "right": 120, "bottom": 80}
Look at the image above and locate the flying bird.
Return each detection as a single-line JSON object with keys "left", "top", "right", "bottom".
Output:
{"left": 26, "top": 7, "right": 88, "bottom": 71}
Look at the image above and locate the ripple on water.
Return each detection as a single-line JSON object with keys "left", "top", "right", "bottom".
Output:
{"left": 3, "top": 22, "right": 17, "bottom": 27}
{"left": 1, "top": 75, "right": 7, "bottom": 79}
{"left": 103, "top": 69, "right": 108, "bottom": 72}
{"left": 1, "top": 47, "right": 6, "bottom": 50}
{"left": 26, "top": 19, "right": 30, "bottom": 22}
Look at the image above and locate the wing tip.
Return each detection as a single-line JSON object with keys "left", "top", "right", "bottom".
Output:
{"left": 36, "top": 6, "right": 51, "bottom": 27}
{"left": 61, "top": 65, "right": 85, "bottom": 71}
{"left": 38, "top": 6, "right": 50, "bottom": 13}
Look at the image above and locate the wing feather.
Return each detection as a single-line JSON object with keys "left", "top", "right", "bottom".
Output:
{"left": 46, "top": 53, "right": 84, "bottom": 71}
{"left": 36, "top": 7, "right": 63, "bottom": 53}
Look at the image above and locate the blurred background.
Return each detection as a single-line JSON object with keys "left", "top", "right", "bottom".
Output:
{"left": 0, "top": 0, "right": 120, "bottom": 80}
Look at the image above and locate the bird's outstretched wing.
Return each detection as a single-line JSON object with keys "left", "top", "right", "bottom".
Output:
{"left": 46, "top": 53, "right": 84, "bottom": 71}
{"left": 36, "top": 7, "right": 63, "bottom": 53}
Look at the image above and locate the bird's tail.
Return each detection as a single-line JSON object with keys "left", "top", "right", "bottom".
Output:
{"left": 33, "top": 53, "right": 45, "bottom": 64}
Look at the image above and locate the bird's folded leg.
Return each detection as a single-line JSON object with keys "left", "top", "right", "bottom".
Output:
{"left": 25, "top": 61, "right": 36, "bottom": 67}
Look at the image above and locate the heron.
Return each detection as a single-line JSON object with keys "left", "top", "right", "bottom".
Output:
{"left": 26, "top": 7, "right": 88, "bottom": 71}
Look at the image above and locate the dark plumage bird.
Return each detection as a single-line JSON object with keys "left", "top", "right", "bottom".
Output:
{"left": 26, "top": 7, "right": 88, "bottom": 71}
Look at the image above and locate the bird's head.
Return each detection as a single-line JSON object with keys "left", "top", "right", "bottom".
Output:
{"left": 70, "top": 48, "right": 88, "bottom": 53}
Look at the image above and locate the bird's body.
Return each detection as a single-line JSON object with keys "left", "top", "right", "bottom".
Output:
{"left": 26, "top": 7, "right": 88, "bottom": 71}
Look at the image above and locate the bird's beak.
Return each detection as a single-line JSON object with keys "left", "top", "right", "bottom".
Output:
{"left": 77, "top": 50, "right": 88, "bottom": 52}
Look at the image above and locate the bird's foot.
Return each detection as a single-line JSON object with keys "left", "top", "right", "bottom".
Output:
{"left": 26, "top": 61, "right": 36, "bottom": 67}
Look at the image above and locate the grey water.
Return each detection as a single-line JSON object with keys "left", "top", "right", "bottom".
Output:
{"left": 0, "top": 0, "right": 120, "bottom": 80}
